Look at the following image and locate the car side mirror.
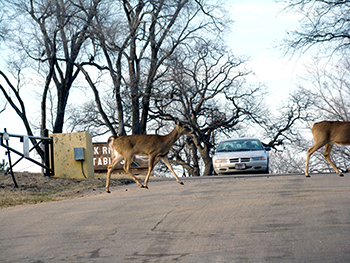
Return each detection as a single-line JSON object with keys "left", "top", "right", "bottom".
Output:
{"left": 265, "top": 147, "right": 271, "bottom": 151}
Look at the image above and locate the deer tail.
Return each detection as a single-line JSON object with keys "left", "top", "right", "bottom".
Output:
{"left": 107, "top": 136, "right": 116, "bottom": 160}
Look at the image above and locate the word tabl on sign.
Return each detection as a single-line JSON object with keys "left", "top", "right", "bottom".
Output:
{"left": 93, "top": 142, "right": 148, "bottom": 171}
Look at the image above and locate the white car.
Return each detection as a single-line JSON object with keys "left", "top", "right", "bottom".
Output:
{"left": 212, "top": 137, "right": 270, "bottom": 174}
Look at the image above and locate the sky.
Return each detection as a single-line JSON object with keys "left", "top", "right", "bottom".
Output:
{"left": 227, "top": 0, "right": 308, "bottom": 104}
{"left": 0, "top": 0, "right": 310, "bottom": 172}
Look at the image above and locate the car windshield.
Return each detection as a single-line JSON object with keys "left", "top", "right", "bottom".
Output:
{"left": 216, "top": 139, "right": 264, "bottom": 152}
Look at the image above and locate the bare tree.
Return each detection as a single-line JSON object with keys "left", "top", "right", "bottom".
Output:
{"left": 66, "top": 96, "right": 118, "bottom": 136}
{"left": 279, "top": 0, "right": 350, "bottom": 174}
{"left": 1, "top": 0, "right": 231, "bottom": 139}
{"left": 0, "top": 2, "right": 10, "bottom": 114}
{"left": 257, "top": 90, "right": 313, "bottom": 149}
{"left": 298, "top": 57, "right": 350, "bottom": 121}
{"left": 269, "top": 146, "right": 305, "bottom": 174}
{"left": 294, "top": 56, "right": 350, "bottom": 174}
{"left": 0, "top": 70, "right": 44, "bottom": 157}
{"left": 90, "top": 0, "right": 229, "bottom": 135}
{"left": 0, "top": 101, "right": 6, "bottom": 114}
{"left": 3, "top": 0, "right": 101, "bottom": 134}
{"left": 0, "top": 3, "right": 7, "bottom": 43}
{"left": 267, "top": 55, "right": 350, "bottom": 174}
{"left": 151, "top": 40, "right": 264, "bottom": 176}
{"left": 281, "top": 0, "right": 350, "bottom": 56}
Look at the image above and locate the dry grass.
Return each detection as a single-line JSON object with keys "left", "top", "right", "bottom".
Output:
{"left": 0, "top": 171, "right": 133, "bottom": 208}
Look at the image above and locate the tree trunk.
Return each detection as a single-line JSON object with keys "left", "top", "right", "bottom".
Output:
{"left": 53, "top": 85, "right": 70, "bottom": 133}
{"left": 41, "top": 60, "right": 55, "bottom": 136}
{"left": 129, "top": 38, "right": 140, "bottom": 135}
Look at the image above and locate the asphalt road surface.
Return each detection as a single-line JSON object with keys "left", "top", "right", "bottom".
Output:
{"left": 1, "top": 173, "right": 350, "bottom": 262}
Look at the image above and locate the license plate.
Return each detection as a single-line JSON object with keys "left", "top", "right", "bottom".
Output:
{"left": 235, "top": 163, "right": 246, "bottom": 170}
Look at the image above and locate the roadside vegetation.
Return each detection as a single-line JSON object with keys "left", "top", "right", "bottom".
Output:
{"left": 0, "top": 171, "right": 133, "bottom": 208}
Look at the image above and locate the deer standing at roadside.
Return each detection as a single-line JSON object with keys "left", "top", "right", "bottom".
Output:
{"left": 105, "top": 119, "right": 192, "bottom": 193}
{"left": 305, "top": 120, "right": 350, "bottom": 177}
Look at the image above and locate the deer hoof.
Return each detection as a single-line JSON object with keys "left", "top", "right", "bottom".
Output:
{"left": 106, "top": 190, "right": 111, "bottom": 194}
{"left": 339, "top": 173, "right": 344, "bottom": 177}
{"left": 179, "top": 181, "right": 184, "bottom": 185}
{"left": 305, "top": 175, "right": 311, "bottom": 178}
{"left": 141, "top": 185, "right": 149, "bottom": 189}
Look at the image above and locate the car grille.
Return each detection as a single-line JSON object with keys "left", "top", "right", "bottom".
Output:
{"left": 229, "top": 158, "right": 250, "bottom": 163}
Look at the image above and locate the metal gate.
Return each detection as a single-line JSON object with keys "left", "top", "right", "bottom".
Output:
{"left": 0, "top": 129, "right": 54, "bottom": 188}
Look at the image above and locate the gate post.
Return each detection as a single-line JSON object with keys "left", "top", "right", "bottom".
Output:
{"left": 43, "top": 129, "right": 53, "bottom": 177}
{"left": 3, "top": 128, "right": 18, "bottom": 188}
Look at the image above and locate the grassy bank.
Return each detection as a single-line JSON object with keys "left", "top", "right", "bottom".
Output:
{"left": 0, "top": 171, "right": 133, "bottom": 208}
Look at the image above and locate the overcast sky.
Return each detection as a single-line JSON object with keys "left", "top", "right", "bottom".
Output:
{"left": 0, "top": 0, "right": 310, "bottom": 172}
{"left": 227, "top": 0, "right": 308, "bottom": 104}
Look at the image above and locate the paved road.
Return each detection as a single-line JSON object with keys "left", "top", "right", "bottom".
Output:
{"left": 1, "top": 173, "right": 350, "bottom": 262}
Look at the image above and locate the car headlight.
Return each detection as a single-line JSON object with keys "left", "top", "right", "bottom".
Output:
{"left": 252, "top": 156, "right": 266, "bottom": 161}
{"left": 214, "top": 159, "right": 228, "bottom": 163}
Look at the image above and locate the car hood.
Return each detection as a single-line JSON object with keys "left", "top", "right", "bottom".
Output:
{"left": 214, "top": 150, "right": 266, "bottom": 159}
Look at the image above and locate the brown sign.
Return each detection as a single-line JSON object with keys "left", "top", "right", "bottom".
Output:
{"left": 93, "top": 142, "right": 148, "bottom": 171}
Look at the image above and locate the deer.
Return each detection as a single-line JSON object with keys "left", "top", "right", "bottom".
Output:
{"left": 305, "top": 120, "right": 350, "bottom": 177}
{"left": 105, "top": 119, "right": 193, "bottom": 193}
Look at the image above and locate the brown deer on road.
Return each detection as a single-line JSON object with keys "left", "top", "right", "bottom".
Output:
{"left": 106, "top": 119, "right": 193, "bottom": 193}
{"left": 305, "top": 120, "right": 350, "bottom": 177}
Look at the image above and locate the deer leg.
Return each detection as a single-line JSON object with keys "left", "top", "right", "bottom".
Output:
{"left": 323, "top": 143, "right": 343, "bottom": 176}
{"left": 106, "top": 153, "right": 124, "bottom": 193}
{"left": 123, "top": 157, "right": 144, "bottom": 188}
{"left": 160, "top": 156, "right": 184, "bottom": 185}
{"left": 305, "top": 142, "right": 325, "bottom": 177}
{"left": 143, "top": 156, "right": 156, "bottom": 188}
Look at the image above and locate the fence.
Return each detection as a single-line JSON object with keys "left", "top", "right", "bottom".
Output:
{"left": 0, "top": 129, "right": 54, "bottom": 187}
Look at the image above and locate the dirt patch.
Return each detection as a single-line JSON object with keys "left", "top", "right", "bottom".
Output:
{"left": 0, "top": 171, "right": 133, "bottom": 208}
